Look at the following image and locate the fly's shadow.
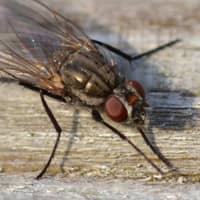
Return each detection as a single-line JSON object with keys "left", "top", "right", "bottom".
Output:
{"left": 60, "top": 109, "right": 79, "bottom": 173}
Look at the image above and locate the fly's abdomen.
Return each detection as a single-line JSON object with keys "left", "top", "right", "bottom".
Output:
{"left": 60, "top": 52, "right": 116, "bottom": 105}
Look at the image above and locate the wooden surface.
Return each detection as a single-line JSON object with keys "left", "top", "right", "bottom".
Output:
{"left": 0, "top": 0, "right": 200, "bottom": 184}
{"left": 0, "top": 175, "right": 200, "bottom": 200}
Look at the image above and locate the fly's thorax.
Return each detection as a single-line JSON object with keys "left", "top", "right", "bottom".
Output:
{"left": 104, "top": 80, "right": 148, "bottom": 125}
{"left": 60, "top": 51, "right": 117, "bottom": 106}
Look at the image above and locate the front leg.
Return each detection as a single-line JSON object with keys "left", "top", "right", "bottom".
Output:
{"left": 91, "top": 109, "right": 164, "bottom": 175}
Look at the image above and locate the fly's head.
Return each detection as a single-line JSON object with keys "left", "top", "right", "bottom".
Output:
{"left": 104, "top": 80, "right": 149, "bottom": 126}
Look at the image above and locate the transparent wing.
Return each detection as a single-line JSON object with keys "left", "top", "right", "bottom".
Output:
{"left": 0, "top": 0, "right": 99, "bottom": 96}
{"left": 96, "top": 44, "right": 131, "bottom": 82}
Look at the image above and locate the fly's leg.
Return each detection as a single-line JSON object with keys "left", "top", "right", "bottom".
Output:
{"left": 36, "top": 90, "right": 62, "bottom": 179}
{"left": 137, "top": 127, "right": 177, "bottom": 172}
{"left": 92, "top": 39, "right": 181, "bottom": 62}
{"left": 91, "top": 109, "right": 164, "bottom": 175}
{"left": 92, "top": 39, "right": 133, "bottom": 60}
{"left": 131, "top": 39, "right": 181, "bottom": 60}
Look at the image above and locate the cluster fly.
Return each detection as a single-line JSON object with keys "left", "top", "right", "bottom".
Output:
{"left": 0, "top": 0, "right": 180, "bottom": 179}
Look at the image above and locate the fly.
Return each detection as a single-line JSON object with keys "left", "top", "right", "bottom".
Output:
{"left": 0, "top": 0, "right": 181, "bottom": 179}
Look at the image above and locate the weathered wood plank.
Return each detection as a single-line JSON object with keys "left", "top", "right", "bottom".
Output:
{"left": 0, "top": 84, "right": 199, "bottom": 181}
{"left": 0, "top": 0, "right": 200, "bottom": 183}
{"left": 0, "top": 175, "right": 200, "bottom": 200}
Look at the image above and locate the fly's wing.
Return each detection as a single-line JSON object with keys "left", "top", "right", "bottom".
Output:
{"left": 96, "top": 44, "right": 131, "bottom": 83}
{"left": 0, "top": 0, "right": 100, "bottom": 96}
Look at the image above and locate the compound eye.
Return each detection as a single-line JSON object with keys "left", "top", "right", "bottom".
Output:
{"left": 104, "top": 96, "right": 128, "bottom": 122}
{"left": 127, "top": 80, "right": 145, "bottom": 98}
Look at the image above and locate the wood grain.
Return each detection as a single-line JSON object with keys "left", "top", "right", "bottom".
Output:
{"left": 0, "top": 0, "right": 200, "bottom": 183}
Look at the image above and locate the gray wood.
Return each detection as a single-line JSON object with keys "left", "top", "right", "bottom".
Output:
{"left": 0, "top": 0, "right": 200, "bottom": 184}
{"left": 0, "top": 175, "right": 200, "bottom": 200}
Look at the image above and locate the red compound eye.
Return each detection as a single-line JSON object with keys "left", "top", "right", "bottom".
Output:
{"left": 104, "top": 96, "right": 128, "bottom": 122}
{"left": 128, "top": 80, "right": 145, "bottom": 98}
